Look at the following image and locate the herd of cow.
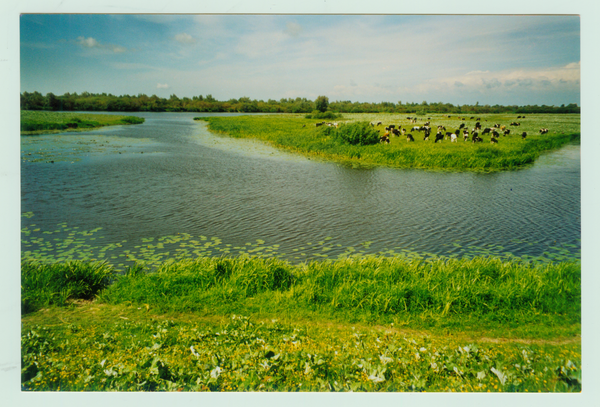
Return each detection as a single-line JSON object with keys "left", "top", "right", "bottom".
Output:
{"left": 368, "top": 116, "right": 549, "bottom": 145}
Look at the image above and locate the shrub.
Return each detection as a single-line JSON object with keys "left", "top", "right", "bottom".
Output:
{"left": 334, "top": 121, "right": 381, "bottom": 146}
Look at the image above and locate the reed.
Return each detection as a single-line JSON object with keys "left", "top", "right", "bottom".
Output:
{"left": 98, "top": 255, "right": 580, "bottom": 330}
{"left": 21, "top": 260, "right": 114, "bottom": 313}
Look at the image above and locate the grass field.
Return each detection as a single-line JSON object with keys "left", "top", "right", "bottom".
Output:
{"left": 20, "top": 110, "right": 144, "bottom": 134}
{"left": 21, "top": 255, "right": 581, "bottom": 392}
{"left": 196, "top": 113, "right": 580, "bottom": 172}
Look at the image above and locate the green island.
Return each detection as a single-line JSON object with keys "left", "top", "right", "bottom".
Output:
{"left": 196, "top": 113, "right": 580, "bottom": 172}
{"left": 20, "top": 110, "right": 145, "bottom": 135}
{"left": 22, "top": 253, "right": 580, "bottom": 392}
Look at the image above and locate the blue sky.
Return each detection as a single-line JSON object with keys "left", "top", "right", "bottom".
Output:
{"left": 20, "top": 14, "right": 580, "bottom": 106}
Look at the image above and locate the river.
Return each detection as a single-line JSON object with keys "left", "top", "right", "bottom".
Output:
{"left": 20, "top": 112, "right": 580, "bottom": 266}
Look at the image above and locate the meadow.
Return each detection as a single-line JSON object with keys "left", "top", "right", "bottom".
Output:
{"left": 21, "top": 254, "right": 581, "bottom": 392}
{"left": 20, "top": 110, "right": 144, "bottom": 134}
{"left": 196, "top": 113, "right": 580, "bottom": 172}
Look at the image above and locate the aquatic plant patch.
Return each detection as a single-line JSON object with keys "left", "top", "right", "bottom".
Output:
{"left": 21, "top": 214, "right": 581, "bottom": 269}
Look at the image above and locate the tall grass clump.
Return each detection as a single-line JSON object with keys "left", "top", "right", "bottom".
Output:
{"left": 21, "top": 260, "right": 114, "bottom": 313}
{"left": 295, "top": 257, "right": 580, "bottom": 320}
{"left": 98, "top": 255, "right": 580, "bottom": 326}
{"left": 324, "top": 121, "right": 381, "bottom": 146}
{"left": 100, "top": 257, "right": 296, "bottom": 312}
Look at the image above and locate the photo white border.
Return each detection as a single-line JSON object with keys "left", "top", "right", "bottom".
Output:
{"left": 2, "top": 1, "right": 598, "bottom": 406}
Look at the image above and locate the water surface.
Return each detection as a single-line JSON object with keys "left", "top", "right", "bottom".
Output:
{"left": 21, "top": 112, "right": 580, "bottom": 265}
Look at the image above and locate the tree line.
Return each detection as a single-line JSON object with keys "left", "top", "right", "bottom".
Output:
{"left": 20, "top": 91, "right": 580, "bottom": 115}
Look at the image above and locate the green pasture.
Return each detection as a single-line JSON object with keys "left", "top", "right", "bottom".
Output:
{"left": 196, "top": 113, "right": 580, "bottom": 172}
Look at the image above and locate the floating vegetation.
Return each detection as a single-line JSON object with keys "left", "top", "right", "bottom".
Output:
{"left": 21, "top": 212, "right": 580, "bottom": 272}
{"left": 20, "top": 134, "right": 158, "bottom": 163}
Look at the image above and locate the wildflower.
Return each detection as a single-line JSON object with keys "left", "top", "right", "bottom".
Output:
{"left": 190, "top": 346, "right": 199, "bottom": 357}
{"left": 368, "top": 374, "right": 385, "bottom": 383}
{"left": 490, "top": 367, "right": 506, "bottom": 386}
{"left": 210, "top": 367, "right": 222, "bottom": 379}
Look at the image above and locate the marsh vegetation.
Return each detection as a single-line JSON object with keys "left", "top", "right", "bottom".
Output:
{"left": 196, "top": 113, "right": 580, "bottom": 171}
{"left": 20, "top": 110, "right": 144, "bottom": 135}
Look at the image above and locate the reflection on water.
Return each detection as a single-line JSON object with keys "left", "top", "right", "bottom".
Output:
{"left": 21, "top": 112, "right": 580, "bottom": 265}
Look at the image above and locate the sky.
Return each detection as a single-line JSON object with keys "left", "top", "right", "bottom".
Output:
{"left": 20, "top": 14, "right": 581, "bottom": 106}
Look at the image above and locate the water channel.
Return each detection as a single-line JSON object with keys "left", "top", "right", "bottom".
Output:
{"left": 21, "top": 112, "right": 581, "bottom": 266}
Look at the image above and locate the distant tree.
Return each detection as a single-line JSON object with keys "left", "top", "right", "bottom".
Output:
{"left": 315, "top": 95, "right": 329, "bottom": 113}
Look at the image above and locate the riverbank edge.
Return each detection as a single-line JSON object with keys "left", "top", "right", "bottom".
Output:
{"left": 20, "top": 111, "right": 145, "bottom": 135}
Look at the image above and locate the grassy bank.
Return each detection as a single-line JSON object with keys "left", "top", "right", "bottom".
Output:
{"left": 21, "top": 255, "right": 581, "bottom": 392}
{"left": 21, "top": 110, "right": 144, "bottom": 135}
{"left": 195, "top": 113, "right": 580, "bottom": 172}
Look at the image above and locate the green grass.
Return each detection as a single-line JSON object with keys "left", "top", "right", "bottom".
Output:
{"left": 21, "top": 260, "right": 114, "bottom": 313}
{"left": 20, "top": 110, "right": 144, "bottom": 134}
{"left": 21, "top": 310, "right": 580, "bottom": 392}
{"left": 195, "top": 113, "right": 580, "bottom": 172}
{"left": 20, "top": 254, "right": 581, "bottom": 392}
{"left": 98, "top": 256, "right": 580, "bottom": 333}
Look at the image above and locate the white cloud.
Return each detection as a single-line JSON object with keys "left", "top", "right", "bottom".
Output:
{"left": 77, "top": 36, "right": 99, "bottom": 48}
{"left": 174, "top": 33, "right": 196, "bottom": 45}
{"left": 411, "top": 62, "right": 580, "bottom": 94}
{"left": 157, "top": 83, "right": 169, "bottom": 89}
{"left": 76, "top": 36, "right": 128, "bottom": 53}
{"left": 285, "top": 22, "right": 302, "bottom": 37}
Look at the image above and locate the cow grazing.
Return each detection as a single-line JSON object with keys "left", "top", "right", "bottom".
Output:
{"left": 482, "top": 128, "right": 492, "bottom": 134}
{"left": 463, "top": 130, "right": 470, "bottom": 141}
{"left": 503, "top": 129, "right": 511, "bottom": 136}
{"left": 459, "top": 123, "right": 465, "bottom": 129}
{"left": 539, "top": 128, "right": 549, "bottom": 134}
{"left": 380, "top": 134, "right": 390, "bottom": 144}
{"left": 450, "top": 133, "right": 458, "bottom": 142}
{"left": 392, "top": 128, "right": 401, "bottom": 136}
{"left": 490, "top": 137, "right": 498, "bottom": 144}
{"left": 435, "top": 132, "right": 444, "bottom": 143}
{"left": 521, "top": 132, "right": 527, "bottom": 139}
{"left": 407, "top": 134, "right": 415, "bottom": 142}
